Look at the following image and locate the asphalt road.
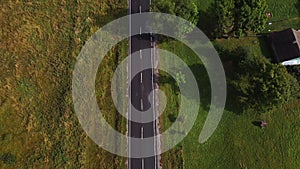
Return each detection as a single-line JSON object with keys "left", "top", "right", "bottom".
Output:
{"left": 129, "top": 0, "right": 158, "bottom": 169}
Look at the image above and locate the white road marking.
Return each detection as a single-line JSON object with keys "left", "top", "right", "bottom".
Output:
{"left": 142, "top": 158, "right": 144, "bottom": 169}
{"left": 151, "top": 42, "right": 157, "bottom": 169}
{"left": 140, "top": 27, "right": 142, "bottom": 35}
{"left": 140, "top": 98, "right": 143, "bottom": 111}
{"left": 140, "top": 72, "right": 143, "bottom": 83}
{"left": 139, "top": 5, "right": 142, "bottom": 13}
{"left": 140, "top": 49, "right": 142, "bottom": 59}
{"left": 141, "top": 127, "right": 144, "bottom": 139}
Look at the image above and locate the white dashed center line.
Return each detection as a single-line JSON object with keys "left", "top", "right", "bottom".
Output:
{"left": 140, "top": 98, "right": 143, "bottom": 111}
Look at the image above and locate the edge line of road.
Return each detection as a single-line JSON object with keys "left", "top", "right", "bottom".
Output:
{"left": 128, "top": 0, "right": 132, "bottom": 168}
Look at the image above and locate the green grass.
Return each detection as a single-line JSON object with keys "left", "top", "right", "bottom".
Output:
{"left": 0, "top": 0, "right": 128, "bottom": 168}
{"left": 214, "top": 37, "right": 269, "bottom": 57}
{"left": 182, "top": 99, "right": 300, "bottom": 169}
{"left": 267, "top": 0, "right": 300, "bottom": 21}
{"left": 266, "top": 17, "right": 300, "bottom": 32}
{"left": 158, "top": 41, "right": 211, "bottom": 168}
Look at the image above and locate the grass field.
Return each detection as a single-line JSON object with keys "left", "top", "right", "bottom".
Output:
{"left": 0, "top": 0, "right": 128, "bottom": 168}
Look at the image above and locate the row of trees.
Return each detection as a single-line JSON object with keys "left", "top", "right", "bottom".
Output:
{"left": 214, "top": 0, "right": 268, "bottom": 37}
{"left": 152, "top": 0, "right": 268, "bottom": 38}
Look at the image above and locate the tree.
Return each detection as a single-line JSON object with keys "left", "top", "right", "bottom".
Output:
{"left": 151, "top": 0, "right": 199, "bottom": 36}
{"left": 231, "top": 47, "right": 300, "bottom": 111}
{"left": 235, "top": 0, "right": 268, "bottom": 34}
{"left": 214, "top": 0, "right": 235, "bottom": 37}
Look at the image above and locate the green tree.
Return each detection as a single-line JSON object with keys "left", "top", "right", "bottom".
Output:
{"left": 231, "top": 47, "right": 299, "bottom": 111}
{"left": 151, "top": 0, "right": 199, "bottom": 36}
{"left": 214, "top": 0, "right": 268, "bottom": 37}
{"left": 214, "top": 0, "right": 235, "bottom": 37}
{"left": 235, "top": 0, "right": 268, "bottom": 34}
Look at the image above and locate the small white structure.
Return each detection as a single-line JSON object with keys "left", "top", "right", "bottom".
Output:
{"left": 270, "top": 28, "right": 300, "bottom": 66}
{"left": 282, "top": 57, "right": 300, "bottom": 66}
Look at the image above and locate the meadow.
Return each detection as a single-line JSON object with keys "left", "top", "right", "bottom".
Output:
{"left": 0, "top": 0, "right": 128, "bottom": 168}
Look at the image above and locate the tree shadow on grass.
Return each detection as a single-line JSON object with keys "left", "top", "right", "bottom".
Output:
{"left": 212, "top": 46, "right": 247, "bottom": 115}
{"left": 257, "top": 33, "right": 275, "bottom": 62}
{"left": 295, "top": 1, "right": 300, "bottom": 17}
{"left": 196, "top": 5, "right": 218, "bottom": 39}
{"left": 188, "top": 64, "right": 211, "bottom": 110}
{"left": 159, "top": 63, "right": 211, "bottom": 112}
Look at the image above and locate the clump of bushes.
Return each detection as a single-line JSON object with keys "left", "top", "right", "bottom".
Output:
{"left": 229, "top": 47, "right": 300, "bottom": 111}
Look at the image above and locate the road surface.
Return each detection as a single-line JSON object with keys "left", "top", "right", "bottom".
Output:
{"left": 128, "top": 0, "right": 158, "bottom": 169}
